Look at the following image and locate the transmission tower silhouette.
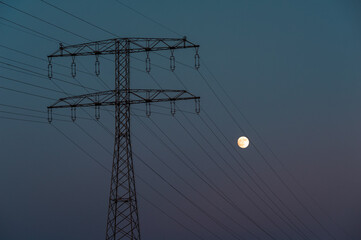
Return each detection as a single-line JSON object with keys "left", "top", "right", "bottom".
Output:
{"left": 46, "top": 37, "right": 200, "bottom": 240}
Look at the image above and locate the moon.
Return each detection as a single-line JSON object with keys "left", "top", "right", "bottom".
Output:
{"left": 237, "top": 136, "right": 249, "bottom": 149}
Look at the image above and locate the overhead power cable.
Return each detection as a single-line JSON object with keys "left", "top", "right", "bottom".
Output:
{"left": 0, "top": 1, "right": 90, "bottom": 41}
{"left": 0, "top": 115, "right": 46, "bottom": 124}
{"left": 88, "top": 4, "right": 342, "bottom": 238}
{"left": 178, "top": 109, "right": 310, "bottom": 240}
{"left": 0, "top": 60, "right": 98, "bottom": 91}
{"left": 0, "top": 21, "right": 54, "bottom": 42}
{"left": 147, "top": 71, "right": 308, "bottom": 239}
{"left": 171, "top": 70, "right": 315, "bottom": 239}
{"left": 74, "top": 122, "right": 224, "bottom": 240}
{"left": 134, "top": 151, "right": 244, "bottom": 240}
{"left": 41, "top": 0, "right": 118, "bottom": 38}
{"left": 0, "top": 11, "right": 217, "bottom": 239}
{"left": 2, "top": 2, "right": 338, "bottom": 239}
{"left": 173, "top": 115, "right": 293, "bottom": 240}
{"left": 114, "top": 0, "right": 183, "bottom": 37}
{"left": 0, "top": 23, "right": 236, "bottom": 240}
{"left": 62, "top": 122, "right": 214, "bottom": 240}
{"left": 0, "top": 74, "right": 63, "bottom": 94}
{"left": 172, "top": 70, "right": 311, "bottom": 239}
{"left": 0, "top": 16, "right": 62, "bottom": 42}
{"left": 197, "top": 69, "right": 337, "bottom": 240}
{"left": 0, "top": 109, "right": 71, "bottom": 123}
{"left": 136, "top": 115, "right": 274, "bottom": 240}
{"left": 0, "top": 103, "right": 93, "bottom": 120}
{"left": 130, "top": 131, "right": 255, "bottom": 239}
{"left": 0, "top": 85, "right": 55, "bottom": 100}
{"left": 201, "top": 60, "right": 352, "bottom": 240}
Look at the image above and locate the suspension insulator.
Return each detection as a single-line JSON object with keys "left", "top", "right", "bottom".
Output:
{"left": 146, "top": 52, "right": 151, "bottom": 73}
{"left": 146, "top": 102, "right": 151, "bottom": 117}
{"left": 195, "top": 50, "right": 200, "bottom": 70}
{"left": 71, "top": 56, "right": 76, "bottom": 78}
{"left": 71, "top": 106, "right": 76, "bottom": 122}
{"left": 47, "top": 108, "right": 52, "bottom": 123}
{"left": 170, "top": 101, "right": 176, "bottom": 116}
{"left": 95, "top": 55, "right": 100, "bottom": 76}
{"left": 95, "top": 105, "right": 100, "bottom": 120}
{"left": 48, "top": 57, "right": 53, "bottom": 79}
{"left": 170, "top": 50, "right": 175, "bottom": 72}
{"left": 195, "top": 99, "right": 201, "bottom": 114}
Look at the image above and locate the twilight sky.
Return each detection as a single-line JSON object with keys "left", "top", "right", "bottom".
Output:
{"left": 0, "top": 0, "right": 361, "bottom": 239}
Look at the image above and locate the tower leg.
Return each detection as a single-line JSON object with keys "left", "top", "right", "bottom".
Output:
{"left": 106, "top": 40, "right": 141, "bottom": 240}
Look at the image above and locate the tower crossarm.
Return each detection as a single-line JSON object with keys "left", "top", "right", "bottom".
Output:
{"left": 48, "top": 37, "right": 199, "bottom": 58}
{"left": 47, "top": 89, "right": 200, "bottom": 109}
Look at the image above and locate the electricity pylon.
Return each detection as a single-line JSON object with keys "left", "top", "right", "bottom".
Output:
{"left": 47, "top": 37, "right": 200, "bottom": 240}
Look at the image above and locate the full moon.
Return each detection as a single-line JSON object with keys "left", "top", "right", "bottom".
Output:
{"left": 237, "top": 136, "right": 249, "bottom": 149}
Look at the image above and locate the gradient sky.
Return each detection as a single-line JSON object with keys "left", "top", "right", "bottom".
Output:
{"left": 0, "top": 0, "right": 361, "bottom": 239}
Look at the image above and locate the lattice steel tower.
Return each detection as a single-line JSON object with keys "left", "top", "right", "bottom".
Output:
{"left": 47, "top": 37, "right": 200, "bottom": 240}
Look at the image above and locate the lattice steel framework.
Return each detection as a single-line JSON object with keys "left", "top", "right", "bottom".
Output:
{"left": 47, "top": 37, "right": 200, "bottom": 240}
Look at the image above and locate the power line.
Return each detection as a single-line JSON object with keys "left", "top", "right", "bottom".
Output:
{"left": 170, "top": 70, "right": 314, "bottom": 239}
{"left": 0, "top": 55, "right": 90, "bottom": 81}
{"left": 199, "top": 109, "right": 322, "bottom": 240}
{"left": 13, "top": 7, "right": 320, "bottom": 236}
{"left": 201, "top": 59, "right": 352, "bottom": 240}
{"left": 0, "top": 74, "right": 64, "bottom": 94}
{"left": 173, "top": 115, "right": 293, "bottom": 240}
{"left": 0, "top": 85, "right": 55, "bottom": 100}
{"left": 136, "top": 116, "right": 273, "bottom": 240}
{"left": 138, "top": 193, "right": 205, "bottom": 240}
{"left": 0, "top": 12, "right": 217, "bottom": 239}
{"left": 197, "top": 69, "right": 337, "bottom": 240}
{"left": 0, "top": 44, "right": 104, "bottom": 79}
{"left": 74, "top": 121, "right": 222, "bottom": 240}
{"left": 197, "top": 112, "right": 312, "bottom": 240}
{"left": 148, "top": 70, "right": 309, "bottom": 239}
{"left": 114, "top": 0, "right": 183, "bottom": 37}
{"left": 41, "top": 0, "right": 118, "bottom": 38}
{"left": 52, "top": 123, "right": 213, "bottom": 240}
{"left": 179, "top": 110, "right": 311, "bottom": 240}
{"left": 0, "top": 103, "right": 93, "bottom": 120}
{"left": 130, "top": 131, "right": 255, "bottom": 239}
{"left": 94, "top": 4, "right": 339, "bottom": 238}
{"left": 0, "top": 60, "right": 99, "bottom": 91}
{"left": 133, "top": 151, "right": 244, "bottom": 240}
{"left": 4, "top": 1, "right": 342, "bottom": 238}
{"left": 0, "top": 16, "right": 62, "bottom": 42}
{"left": 143, "top": 72, "right": 290, "bottom": 238}
{"left": 0, "top": 21, "right": 55, "bottom": 42}
{"left": 0, "top": 1, "right": 90, "bottom": 41}
{"left": 0, "top": 115, "right": 46, "bottom": 124}
{"left": 51, "top": 124, "right": 110, "bottom": 172}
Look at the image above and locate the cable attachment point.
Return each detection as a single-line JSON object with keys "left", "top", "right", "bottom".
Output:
{"left": 47, "top": 108, "right": 52, "bottom": 123}
{"left": 145, "top": 51, "right": 151, "bottom": 73}
{"left": 194, "top": 47, "right": 200, "bottom": 70}
{"left": 71, "top": 106, "right": 76, "bottom": 122}
{"left": 95, "top": 54, "right": 100, "bottom": 76}
{"left": 48, "top": 57, "right": 53, "bottom": 79}
{"left": 170, "top": 101, "right": 176, "bottom": 116}
{"left": 59, "top": 43, "right": 64, "bottom": 55}
{"left": 170, "top": 49, "right": 175, "bottom": 72}
{"left": 71, "top": 55, "right": 76, "bottom": 78}
{"left": 195, "top": 99, "right": 200, "bottom": 114}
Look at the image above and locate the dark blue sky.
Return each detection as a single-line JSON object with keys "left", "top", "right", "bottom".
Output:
{"left": 0, "top": 0, "right": 360, "bottom": 239}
